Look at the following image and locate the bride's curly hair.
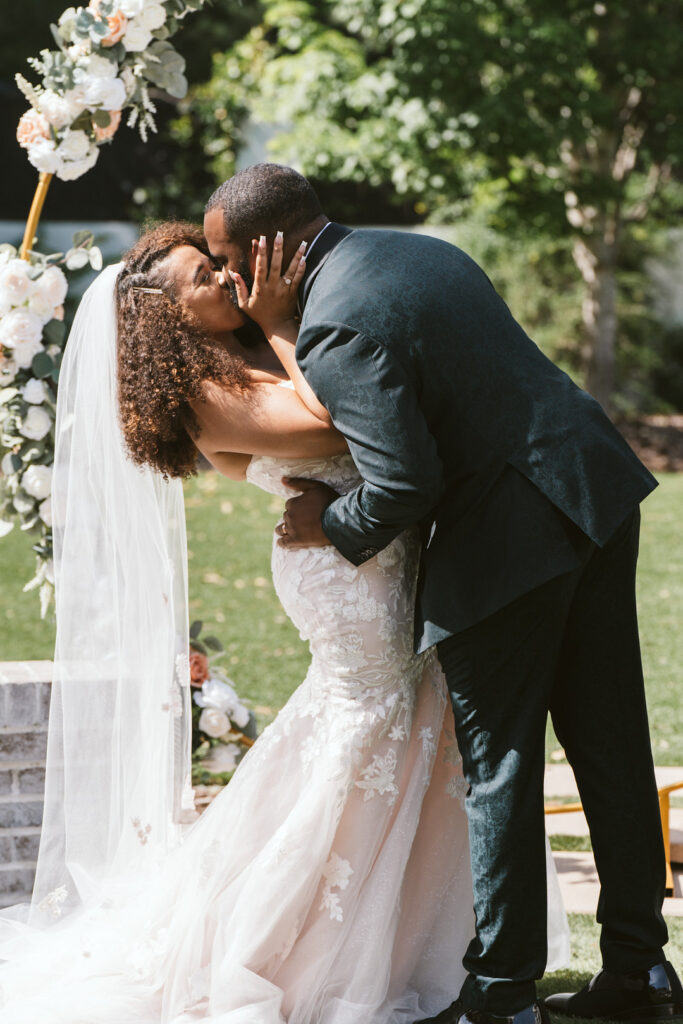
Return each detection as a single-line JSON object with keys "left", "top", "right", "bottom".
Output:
{"left": 116, "top": 221, "right": 251, "bottom": 479}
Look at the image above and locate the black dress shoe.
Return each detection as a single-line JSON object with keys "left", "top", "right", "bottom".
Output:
{"left": 417, "top": 998, "right": 550, "bottom": 1024}
{"left": 543, "top": 961, "right": 683, "bottom": 1022}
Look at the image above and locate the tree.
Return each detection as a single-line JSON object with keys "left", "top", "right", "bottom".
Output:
{"left": 188, "top": 0, "right": 682, "bottom": 411}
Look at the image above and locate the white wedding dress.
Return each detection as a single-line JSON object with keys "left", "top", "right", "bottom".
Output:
{"left": 0, "top": 451, "right": 569, "bottom": 1024}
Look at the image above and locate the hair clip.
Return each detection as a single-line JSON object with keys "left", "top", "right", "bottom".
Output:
{"left": 133, "top": 286, "right": 164, "bottom": 295}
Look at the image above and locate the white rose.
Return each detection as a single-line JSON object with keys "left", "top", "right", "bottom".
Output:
{"left": 35, "top": 266, "right": 68, "bottom": 309}
{"left": 79, "top": 75, "right": 126, "bottom": 111}
{"left": 22, "top": 405, "right": 52, "bottom": 441}
{"left": 38, "top": 89, "right": 84, "bottom": 129}
{"left": 27, "top": 138, "right": 62, "bottom": 175}
{"left": 27, "top": 290, "right": 56, "bottom": 325}
{"left": 13, "top": 492, "right": 36, "bottom": 515}
{"left": 22, "top": 378, "right": 47, "bottom": 404}
{"left": 13, "top": 336, "right": 45, "bottom": 370}
{"left": 0, "top": 259, "right": 36, "bottom": 306}
{"left": 0, "top": 307, "right": 43, "bottom": 347}
{"left": 119, "top": 0, "right": 144, "bottom": 15}
{"left": 122, "top": 22, "right": 153, "bottom": 52}
{"left": 138, "top": 3, "right": 166, "bottom": 30}
{"left": 198, "top": 707, "right": 231, "bottom": 739}
{"left": 39, "top": 497, "right": 53, "bottom": 527}
{"left": 230, "top": 702, "right": 251, "bottom": 729}
{"left": 56, "top": 129, "right": 91, "bottom": 162}
{"left": 22, "top": 464, "right": 53, "bottom": 500}
{"left": 81, "top": 54, "right": 118, "bottom": 79}
{"left": 56, "top": 146, "right": 99, "bottom": 182}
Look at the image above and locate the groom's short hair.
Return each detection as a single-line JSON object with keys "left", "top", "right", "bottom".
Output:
{"left": 206, "top": 164, "right": 324, "bottom": 247}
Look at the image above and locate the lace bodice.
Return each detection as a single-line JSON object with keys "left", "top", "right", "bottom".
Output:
{"left": 246, "top": 452, "right": 362, "bottom": 500}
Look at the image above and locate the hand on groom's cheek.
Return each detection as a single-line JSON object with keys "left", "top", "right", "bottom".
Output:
{"left": 276, "top": 478, "right": 338, "bottom": 548}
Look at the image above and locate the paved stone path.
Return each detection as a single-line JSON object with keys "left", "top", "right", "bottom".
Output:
{"left": 545, "top": 763, "right": 683, "bottom": 916}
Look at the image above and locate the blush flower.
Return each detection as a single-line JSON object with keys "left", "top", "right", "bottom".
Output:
{"left": 189, "top": 649, "right": 210, "bottom": 686}
{"left": 16, "top": 110, "right": 51, "bottom": 149}
{"left": 89, "top": 0, "right": 128, "bottom": 46}
{"left": 94, "top": 109, "right": 121, "bottom": 142}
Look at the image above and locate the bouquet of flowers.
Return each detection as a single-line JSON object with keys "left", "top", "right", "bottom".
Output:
{"left": 0, "top": 233, "right": 102, "bottom": 615}
{"left": 189, "top": 620, "right": 259, "bottom": 783}
{"left": 15, "top": 0, "right": 206, "bottom": 181}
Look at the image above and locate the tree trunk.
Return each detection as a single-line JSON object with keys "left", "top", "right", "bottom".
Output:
{"left": 572, "top": 222, "right": 619, "bottom": 414}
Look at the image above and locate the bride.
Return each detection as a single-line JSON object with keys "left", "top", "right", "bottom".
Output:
{"left": 0, "top": 222, "right": 568, "bottom": 1023}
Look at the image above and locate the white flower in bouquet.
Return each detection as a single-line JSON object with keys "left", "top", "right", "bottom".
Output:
{"left": 22, "top": 405, "right": 52, "bottom": 440}
{"left": 138, "top": 3, "right": 167, "bottom": 31}
{"left": 56, "top": 146, "right": 99, "bottom": 182}
{"left": 57, "top": 130, "right": 91, "bottom": 162}
{"left": 202, "top": 742, "right": 241, "bottom": 774}
{"left": 78, "top": 75, "right": 127, "bottom": 111}
{"left": 27, "top": 289, "right": 57, "bottom": 324}
{"left": 45, "top": 558, "right": 55, "bottom": 584}
{"left": 198, "top": 707, "right": 231, "bottom": 739}
{"left": 119, "top": 67, "right": 136, "bottom": 99}
{"left": 38, "top": 89, "right": 85, "bottom": 129}
{"left": 0, "top": 307, "right": 43, "bottom": 348}
{"left": 0, "top": 259, "right": 36, "bottom": 306}
{"left": 39, "top": 496, "right": 53, "bottom": 527}
{"left": 35, "top": 266, "right": 68, "bottom": 310}
{"left": 82, "top": 54, "right": 119, "bottom": 79}
{"left": 27, "top": 138, "right": 63, "bottom": 175}
{"left": 13, "top": 491, "right": 36, "bottom": 515}
{"left": 1, "top": 452, "right": 16, "bottom": 476}
{"left": 58, "top": 6, "right": 79, "bottom": 37}
{"left": 22, "top": 464, "right": 52, "bottom": 500}
{"left": 13, "top": 336, "right": 45, "bottom": 370}
{"left": 193, "top": 676, "right": 251, "bottom": 729}
{"left": 21, "top": 379, "right": 47, "bottom": 405}
{"left": 119, "top": 0, "right": 145, "bottom": 16}
{"left": 122, "top": 22, "right": 153, "bottom": 52}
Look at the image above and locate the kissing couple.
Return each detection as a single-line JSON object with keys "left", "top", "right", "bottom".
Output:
{"left": 0, "top": 163, "right": 680, "bottom": 1024}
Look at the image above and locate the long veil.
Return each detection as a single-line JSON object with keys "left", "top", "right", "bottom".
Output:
{"left": 0, "top": 264, "right": 195, "bottom": 950}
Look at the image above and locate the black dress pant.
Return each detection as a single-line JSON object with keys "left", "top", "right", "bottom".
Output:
{"left": 437, "top": 508, "right": 668, "bottom": 1014}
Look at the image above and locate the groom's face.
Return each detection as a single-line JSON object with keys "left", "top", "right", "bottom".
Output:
{"left": 204, "top": 207, "right": 255, "bottom": 308}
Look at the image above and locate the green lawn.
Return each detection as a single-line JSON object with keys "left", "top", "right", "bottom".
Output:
{"left": 1, "top": 472, "right": 682, "bottom": 759}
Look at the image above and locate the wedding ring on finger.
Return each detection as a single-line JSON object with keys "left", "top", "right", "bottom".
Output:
{"left": 284, "top": 278, "right": 292, "bottom": 286}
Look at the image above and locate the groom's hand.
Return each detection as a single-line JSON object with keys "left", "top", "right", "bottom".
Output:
{"left": 276, "top": 478, "right": 338, "bottom": 548}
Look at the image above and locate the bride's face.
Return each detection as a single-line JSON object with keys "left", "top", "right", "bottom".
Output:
{"left": 163, "top": 245, "right": 246, "bottom": 334}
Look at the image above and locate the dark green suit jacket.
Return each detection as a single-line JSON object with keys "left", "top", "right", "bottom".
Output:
{"left": 296, "top": 225, "right": 656, "bottom": 653}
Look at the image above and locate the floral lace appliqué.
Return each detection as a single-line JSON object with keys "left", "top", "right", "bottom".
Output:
{"left": 37, "top": 884, "right": 68, "bottom": 918}
{"left": 320, "top": 852, "right": 353, "bottom": 922}
{"left": 355, "top": 748, "right": 399, "bottom": 805}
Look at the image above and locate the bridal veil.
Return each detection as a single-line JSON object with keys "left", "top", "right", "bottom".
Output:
{"left": 0, "top": 264, "right": 194, "bottom": 951}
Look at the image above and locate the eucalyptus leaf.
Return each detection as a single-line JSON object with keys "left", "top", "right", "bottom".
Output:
{"left": 72, "top": 229, "right": 94, "bottom": 248}
{"left": 44, "top": 319, "right": 66, "bottom": 346}
{"left": 92, "top": 109, "right": 111, "bottom": 128}
{"left": 89, "top": 247, "right": 103, "bottom": 271}
{"left": 65, "top": 248, "right": 90, "bottom": 271}
{"left": 191, "top": 639, "right": 208, "bottom": 655}
{"left": 203, "top": 635, "right": 224, "bottom": 652}
{"left": 31, "top": 352, "right": 54, "bottom": 379}
{"left": 10, "top": 453, "right": 23, "bottom": 473}
{"left": 190, "top": 619, "right": 203, "bottom": 639}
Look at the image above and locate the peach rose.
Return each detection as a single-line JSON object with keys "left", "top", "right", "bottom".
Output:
{"left": 16, "top": 110, "right": 51, "bottom": 149}
{"left": 93, "top": 108, "right": 121, "bottom": 142}
{"left": 189, "top": 649, "right": 210, "bottom": 686}
{"left": 89, "top": 0, "right": 128, "bottom": 46}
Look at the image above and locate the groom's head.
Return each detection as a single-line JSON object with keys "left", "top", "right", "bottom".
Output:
{"left": 204, "top": 163, "right": 328, "bottom": 295}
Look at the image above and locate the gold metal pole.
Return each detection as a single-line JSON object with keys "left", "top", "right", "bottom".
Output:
{"left": 20, "top": 172, "right": 54, "bottom": 261}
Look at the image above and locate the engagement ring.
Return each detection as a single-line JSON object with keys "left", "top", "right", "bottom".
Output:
{"left": 284, "top": 278, "right": 292, "bottom": 285}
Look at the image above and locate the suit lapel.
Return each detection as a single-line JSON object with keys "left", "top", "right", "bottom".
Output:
{"left": 299, "top": 222, "right": 353, "bottom": 313}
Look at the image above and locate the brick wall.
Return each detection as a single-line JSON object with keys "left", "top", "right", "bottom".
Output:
{"left": 0, "top": 662, "right": 51, "bottom": 909}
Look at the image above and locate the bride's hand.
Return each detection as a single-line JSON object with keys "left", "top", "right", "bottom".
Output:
{"left": 228, "top": 233, "right": 307, "bottom": 336}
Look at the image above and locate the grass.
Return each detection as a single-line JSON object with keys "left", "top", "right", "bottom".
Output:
{"left": 0, "top": 472, "right": 682, "bottom": 755}
{"left": 540, "top": 914, "right": 683, "bottom": 1022}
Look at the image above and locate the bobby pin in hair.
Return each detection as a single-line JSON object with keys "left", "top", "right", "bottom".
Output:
{"left": 133, "top": 286, "right": 164, "bottom": 295}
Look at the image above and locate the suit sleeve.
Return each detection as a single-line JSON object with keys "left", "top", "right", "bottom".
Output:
{"left": 296, "top": 323, "right": 445, "bottom": 565}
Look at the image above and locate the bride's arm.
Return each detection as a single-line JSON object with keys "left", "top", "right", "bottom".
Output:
{"left": 189, "top": 379, "right": 348, "bottom": 480}
{"left": 229, "top": 234, "right": 332, "bottom": 424}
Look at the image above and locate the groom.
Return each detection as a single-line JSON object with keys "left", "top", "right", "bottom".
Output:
{"left": 204, "top": 164, "right": 682, "bottom": 1024}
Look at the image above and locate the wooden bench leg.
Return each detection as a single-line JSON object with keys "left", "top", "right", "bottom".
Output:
{"left": 659, "top": 790, "right": 674, "bottom": 897}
